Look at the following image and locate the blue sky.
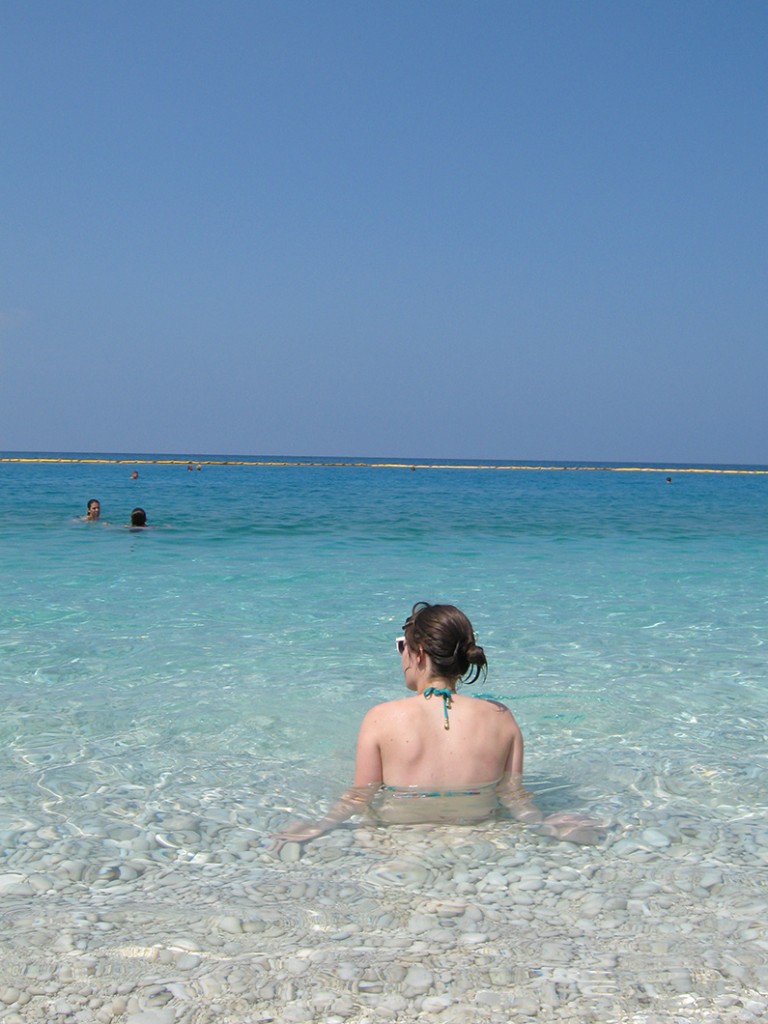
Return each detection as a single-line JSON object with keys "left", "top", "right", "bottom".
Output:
{"left": 2, "top": 1, "right": 766, "bottom": 463}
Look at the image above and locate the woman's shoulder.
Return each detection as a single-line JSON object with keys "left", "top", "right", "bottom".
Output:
{"left": 463, "top": 695, "right": 520, "bottom": 729}
{"left": 458, "top": 694, "right": 512, "bottom": 713}
{"left": 478, "top": 696, "right": 514, "bottom": 714}
{"left": 366, "top": 695, "right": 414, "bottom": 715}
{"left": 360, "top": 696, "right": 417, "bottom": 726}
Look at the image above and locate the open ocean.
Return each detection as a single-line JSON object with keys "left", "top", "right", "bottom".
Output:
{"left": 1, "top": 452, "right": 767, "bottom": 1023}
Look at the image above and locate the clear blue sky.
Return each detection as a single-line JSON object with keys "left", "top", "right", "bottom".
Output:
{"left": 2, "top": 1, "right": 766, "bottom": 463}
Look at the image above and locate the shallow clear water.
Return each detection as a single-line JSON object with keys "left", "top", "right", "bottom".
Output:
{"left": 1, "top": 453, "right": 768, "bottom": 1021}
{"left": 3, "top": 455, "right": 766, "bottom": 803}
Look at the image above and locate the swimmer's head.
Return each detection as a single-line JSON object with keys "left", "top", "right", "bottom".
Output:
{"left": 86, "top": 499, "right": 100, "bottom": 518}
{"left": 130, "top": 507, "right": 147, "bottom": 527}
{"left": 402, "top": 602, "right": 487, "bottom": 685}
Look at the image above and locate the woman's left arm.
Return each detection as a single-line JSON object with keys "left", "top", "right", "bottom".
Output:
{"left": 269, "top": 783, "right": 379, "bottom": 849}
{"left": 270, "top": 707, "right": 384, "bottom": 852}
{"left": 352, "top": 705, "right": 384, "bottom": 786}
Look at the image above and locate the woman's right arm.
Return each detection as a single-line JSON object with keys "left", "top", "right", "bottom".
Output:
{"left": 496, "top": 711, "right": 603, "bottom": 843}
{"left": 504, "top": 710, "right": 524, "bottom": 777}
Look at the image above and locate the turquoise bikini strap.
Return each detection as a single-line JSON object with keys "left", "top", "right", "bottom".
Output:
{"left": 424, "top": 686, "right": 453, "bottom": 730}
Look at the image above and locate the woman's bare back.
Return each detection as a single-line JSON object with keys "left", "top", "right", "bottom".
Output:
{"left": 354, "top": 692, "right": 523, "bottom": 789}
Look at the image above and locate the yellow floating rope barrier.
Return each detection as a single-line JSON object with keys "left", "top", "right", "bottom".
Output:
{"left": 0, "top": 456, "right": 766, "bottom": 474}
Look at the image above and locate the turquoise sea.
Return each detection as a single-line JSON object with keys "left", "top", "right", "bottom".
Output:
{"left": 1, "top": 452, "right": 767, "bottom": 1023}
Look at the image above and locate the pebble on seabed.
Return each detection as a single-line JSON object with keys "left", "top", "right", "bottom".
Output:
{"left": 0, "top": 798, "right": 766, "bottom": 1024}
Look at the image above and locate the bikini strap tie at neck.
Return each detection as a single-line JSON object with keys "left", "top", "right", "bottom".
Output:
{"left": 424, "top": 687, "right": 453, "bottom": 729}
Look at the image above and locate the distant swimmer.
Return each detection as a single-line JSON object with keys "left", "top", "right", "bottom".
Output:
{"left": 78, "top": 498, "right": 102, "bottom": 522}
{"left": 129, "top": 507, "right": 148, "bottom": 529}
{"left": 131, "top": 470, "right": 139, "bottom": 480}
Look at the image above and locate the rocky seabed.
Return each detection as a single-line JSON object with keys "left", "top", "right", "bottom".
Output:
{"left": 1, "top": 796, "right": 767, "bottom": 1024}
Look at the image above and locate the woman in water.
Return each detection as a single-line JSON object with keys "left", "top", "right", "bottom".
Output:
{"left": 272, "top": 602, "right": 600, "bottom": 850}
{"left": 129, "top": 507, "right": 148, "bottom": 528}
{"left": 78, "top": 498, "right": 102, "bottom": 522}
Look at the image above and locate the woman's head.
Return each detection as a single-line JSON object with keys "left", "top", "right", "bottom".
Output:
{"left": 130, "top": 507, "right": 147, "bottom": 527}
{"left": 402, "top": 602, "right": 487, "bottom": 685}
